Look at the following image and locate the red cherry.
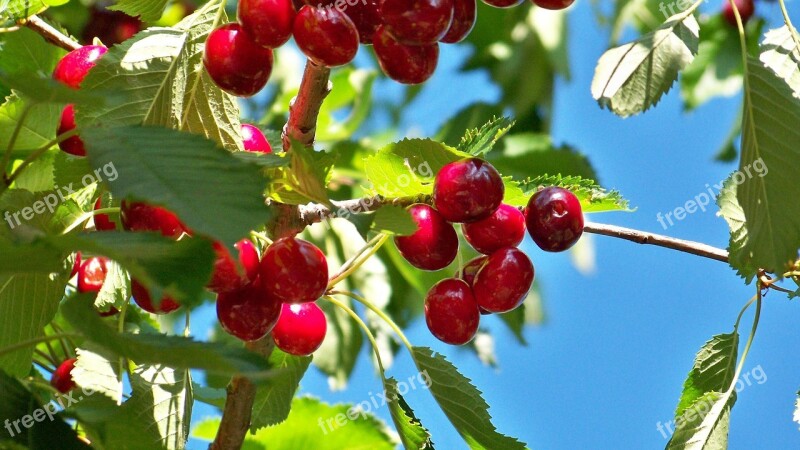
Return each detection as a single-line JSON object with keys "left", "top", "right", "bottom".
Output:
{"left": 373, "top": 25, "right": 439, "bottom": 84}
{"left": 341, "top": 0, "right": 382, "bottom": 44}
{"left": 82, "top": 7, "right": 142, "bottom": 46}
{"left": 217, "top": 281, "right": 282, "bottom": 341}
{"left": 203, "top": 23, "right": 274, "bottom": 97}
{"left": 481, "top": 0, "right": 524, "bottom": 7}
{"left": 472, "top": 247, "right": 533, "bottom": 313}
{"left": 77, "top": 256, "right": 109, "bottom": 293}
{"left": 259, "top": 237, "right": 329, "bottom": 304}
{"left": 70, "top": 252, "right": 82, "bottom": 278}
{"left": 531, "top": 0, "right": 574, "bottom": 9}
{"left": 93, "top": 198, "right": 116, "bottom": 231}
{"left": 722, "top": 0, "right": 754, "bottom": 27}
{"left": 525, "top": 186, "right": 584, "bottom": 252}
{"left": 462, "top": 203, "right": 525, "bottom": 254}
{"left": 241, "top": 124, "right": 272, "bottom": 153}
{"left": 272, "top": 302, "right": 327, "bottom": 355}
{"left": 433, "top": 158, "right": 504, "bottom": 223}
{"left": 293, "top": 5, "right": 359, "bottom": 67}
{"left": 52, "top": 45, "right": 107, "bottom": 89}
{"left": 120, "top": 201, "right": 189, "bottom": 239}
{"left": 50, "top": 358, "right": 78, "bottom": 393}
{"left": 238, "top": 0, "right": 297, "bottom": 48}
{"left": 424, "top": 278, "right": 480, "bottom": 345}
{"left": 57, "top": 104, "right": 86, "bottom": 157}
{"left": 207, "top": 239, "right": 261, "bottom": 294}
{"left": 394, "top": 204, "right": 459, "bottom": 271}
{"left": 131, "top": 279, "right": 181, "bottom": 314}
{"left": 381, "top": 0, "right": 454, "bottom": 44}
{"left": 440, "top": 0, "right": 476, "bottom": 43}
{"left": 458, "top": 255, "right": 487, "bottom": 287}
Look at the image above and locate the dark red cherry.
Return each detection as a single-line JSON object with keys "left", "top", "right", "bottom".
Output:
{"left": 424, "top": 278, "right": 480, "bottom": 345}
{"left": 272, "top": 302, "right": 327, "bottom": 356}
{"left": 481, "top": 0, "right": 524, "bottom": 7}
{"left": 93, "top": 198, "right": 116, "bottom": 231}
{"left": 69, "top": 252, "right": 82, "bottom": 278}
{"left": 531, "top": 0, "right": 574, "bottom": 9}
{"left": 341, "top": 0, "right": 382, "bottom": 44}
{"left": 241, "top": 124, "right": 272, "bottom": 153}
{"left": 373, "top": 25, "right": 439, "bottom": 84}
{"left": 77, "top": 256, "right": 109, "bottom": 293}
{"left": 433, "top": 158, "right": 504, "bottom": 223}
{"left": 259, "top": 237, "right": 329, "bottom": 304}
{"left": 82, "top": 7, "right": 142, "bottom": 46}
{"left": 238, "top": 0, "right": 297, "bottom": 48}
{"left": 722, "top": 0, "right": 754, "bottom": 27}
{"left": 207, "top": 240, "right": 261, "bottom": 294}
{"left": 217, "top": 280, "right": 282, "bottom": 341}
{"left": 440, "top": 0, "right": 476, "bottom": 43}
{"left": 293, "top": 5, "right": 359, "bottom": 67}
{"left": 472, "top": 247, "right": 533, "bottom": 313}
{"left": 394, "top": 204, "right": 459, "bottom": 271}
{"left": 381, "top": 0, "right": 454, "bottom": 44}
{"left": 52, "top": 45, "right": 107, "bottom": 89}
{"left": 462, "top": 203, "right": 525, "bottom": 254}
{"left": 203, "top": 23, "right": 274, "bottom": 97}
{"left": 131, "top": 279, "right": 181, "bottom": 314}
{"left": 525, "top": 186, "right": 584, "bottom": 252}
{"left": 50, "top": 358, "right": 78, "bottom": 393}
{"left": 458, "top": 255, "right": 487, "bottom": 287}
{"left": 57, "top": 104, "right": 86, "bottom": 157}
{"left": 120, "top": 201, "right": 189, "bottom": 239}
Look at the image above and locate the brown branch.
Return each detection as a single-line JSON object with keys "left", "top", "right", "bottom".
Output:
{"left": 281, "top": 60, "right": 331, "bottom": 151}
{"left": 20, "top": 15, "right": 80, "bottom": 52}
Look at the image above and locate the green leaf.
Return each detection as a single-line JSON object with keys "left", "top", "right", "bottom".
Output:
{"left": 716, "top": 175, "right": 758, "bottom": 282}
{"left": 285, "top": 139, "right": 332, "bottom": 205}
{"left": 316, "top": 68, "right": 378, "bottom": 141}
{"left": 81, "top": 125, "right": 270, "bottom": 246}
{"left": 457, "top": 116, "right": 515, "bottom": 156}
{"left": 95, "top": 260, "right": 129, "bottom": 314}
{"left": 0, "top": 94, "right": 62, "bottom": 156}
{"left": 673, "top": 333, "right": 739, "bottom": 419}
{"left": 109, "top": 0, "right": 168, "bottom": 22}
{"left": 666, "top": 391, "right": 734, "bottom": 450}
{"left": 250, "top": 348, "right": 312, "bottom": 431}
{"left": 385, "top": 377, "right": 435, "bottom": 450}
{"left": 372, "top": 205, "right": 417, "bottom": 236}
{"left": 73, "top": 344, "right": 124, "bottom": 402}
{"left": 735, "top": 58, "right": 800, "bottom": 273}
{"left": 0, "top": 26, "right": 65, "bottom": 88}
{"left": 0, "top": 0, "right": 47, "bottom": 25}
{"left": 511, "top": 174, "right": 631, "bottom": 212}
{"left": 412, "top": 347, "right": 526, "bottom": 450}
{"left": 759, "top": 25, "right": 800, "bottom": 94}
{"left": 591, "top": 12, "right": 699, "bottom": 117}
{"left": 489, "top": 133, "right": 598, "bottom": 181}
{"left": 0, "top": 72, "right": 108, "bottom": 105}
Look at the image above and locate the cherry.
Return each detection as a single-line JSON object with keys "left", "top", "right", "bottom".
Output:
{"left": 394, "top": 204, "right": 459, "bottom": 271}
{"left": 722, "top": 0, "right": 754, "bottom": 27}
{"left": 203, "top": 23, "right": 274, "bottom": 97}
{"left": 131, "top": 279, "right": 181, "bottom": 314}
{"left": 52, "top": 45, "right": 107, "bottom": 89}
{"left": 121, "top": 201, "right": 189, "bottom": 239}
{"left": 342, "top": 0, "right": 382, "bottom": 44}
{"left": 424, "top": 278, "right": 480, "bottom": 345}
{"left": 51, "top": 358, "right": 78, "bottom": 393}
{"left": 433, "top": 158, "right": 504, "bottom": 223}
{"left": 272, "top": 302, "right": 327, "bottom": 356}
{"left": 241, "top": 124, "right": 272, "bottom": 153}
{"left": 472, "top": 247, "right": 533, "bottom": 313}
{"left": 77, "top": 256, "right": 109, "bottom": 293}
{"left": 57, "top": 104, "right": 87, "bottom": 157}
{"left": 217, "top": 280, "right": 282, "bottom": 341}
{"left": 531, "top": 0, "right": 574, "bottom": 9}
{"left": 82, "top": 6, "right": 142, "bottom": 46}
{"left": 441, "top": 0, "right": 476, "bottom": 43}
{"left": 373, "top": 26, "right": 439, "bottom": 84}
{"left": 458, "top": 255, "right": 487, "bottom": 287}
{"left": 207, "top": 239, "right": 261, "bottom": 294}
{"left": 259, "top": 237, "right": 328, "bottom": 304}
{"left": 481, "top": 0, "right": 524, "bottom": 7}
{"left": 525, "top": 186, "right": 584, "bottom": 252}
{"left": 238, "top": 0, "right": 296, "bottom": 48}
{"left": 93, "top": 198, "right": 116, "bottom": 231}
{"left": 381, "top": 0, "right": 454, "bottom": 44}
{"left": 293, "top": 6, "right": 359, "bottom": 67}
{"left": 462, "top": 203, "right": 525, "bottom": 255}
{"left": 69, "top": 252, "right": 82, "bottom": 278}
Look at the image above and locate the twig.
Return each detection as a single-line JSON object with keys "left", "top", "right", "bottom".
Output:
{"left": 281, "top": 60, "right": 331, "bottom": 151}
{"left": 20, "top": 15, "right": 80, "bottom": 52}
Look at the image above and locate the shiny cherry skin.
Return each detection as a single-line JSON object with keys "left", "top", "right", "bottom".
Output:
{"left": 93, "top": 198, "right": 116, "bottom": 231}
{"left": 121, "top": 201, "right": 189, "bottom": 239}
{"left": 131, "top": 279, "right": 181, "bottom": 314}
{"left": 381, "top": 0, "right": 454, "bottom": 44}
{"left": 440, "top": 0, "right": 476, "bottom": 43}
{"left": 293, "top": 6, "right": 359, "bottom": 67}
{"left": 342, "top": 0, "right": 382, "bottom": 44}
{"left": 70, "top": 252, "right": 82, "bottom": 278}
{"left": 472, "top": 247, "right": 533, "bottom": 313}
{"left": 481, "top": 0, "right": 524, "bottom": 7}
{"left": 241, "top": 124, "right": 272, "bottom": 153}
{"left": 272, "top": 302, "right": 327, "bottom": 356}
{"left": 207, "top": 240, "right": 261, "bottom": 294}
{"left": 77, "top": 256, "right": 109, "bottom": 293}
{"left": 217, "top": 280, "right": 282, "bottom": 341}
{"left": 259, "top": 237, "right": 329, "bottom": 304}
{"left": 57, "top": 104, "right": 87, "bottom": 156}
{"left": 52, "top": 45, "right": 107, "bottom": 89}
{"left": 424, "top": 278, "right": 480, "bottom": 345}
{"left": 203, "top": 23, "right": 274, "bottom": 97}
{"left": 458, "top": 255, "right": 487, "bottom": 287}
{"left": 525, "top": 186, "right": 584, "bottom": 252}
{"left": 238, "top": 0, "right": 296, "bottom": 48}
{"left": 433, "top": 158, "right": 504, "bottom": 223}
{"left": 722, "top": 0, "right": 754, "bottom": 27}
{"left": 531, "top": 0, "right": 574, "bottom": 9}
{"left": 394, "top": 204, "right": 459, "bottom": 271}
{"left": 51, "top": 358, "right": 78, "bottom": 393}
{"left": 373, "top": 26, "right": 439, "bottom": 84}
{"left": 462, "top": 203, "right": 525, "bottom": 255}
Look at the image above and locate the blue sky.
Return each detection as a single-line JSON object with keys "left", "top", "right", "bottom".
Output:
{"left": 189, "top": 1, "right": 800, "bottom": 448}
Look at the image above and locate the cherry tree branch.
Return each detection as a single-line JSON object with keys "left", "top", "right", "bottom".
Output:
{"left": 20, "top": 15, "right": 81, "bottom": 52}
{"left": 281, "top": 60, "right": 331, "bottom": 151}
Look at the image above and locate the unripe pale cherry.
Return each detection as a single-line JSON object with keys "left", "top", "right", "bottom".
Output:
{"left": 462, "top": 203, "right": 525, "bottom": 254}
{"left": 373, "top": 26, "right": 439, "bottom": 85}
{"left": 241, "top": 124, "right": 272, "bottom": 153}
{"left": 425, "top": 278, "right": 480, "bottom": 345}
{"left": 217, "top": 280, "right": 282, "bottom": 341}
{"left": 293, "top": 5, "right": 359, "bottom": 67}
{"left": 238, "top": 0, "right": 297, "bottom": 48}
{"left": 525, "top": 186, "right": 584, "bottom": 252}
{"left": 203, "top": 23, "right": 274, "bottom": 97}
{"left": 272, "top": 302, "right": 328, "bottom": 356}
{"left": 259, "top": 237, "right": 329, "bottom": 304}
{"left": 472, "top": 247, "right": 534, "bottom": 313}
{"left": 433, "top": 158, "right": 504, "bottom": 223}
{"left": 394, "top": 204, "right": 459, "bottom": 271}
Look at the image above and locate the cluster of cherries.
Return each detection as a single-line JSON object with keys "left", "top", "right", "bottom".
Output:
{"left": 203, "top": 0, "right": 574, "bottom": 93}
{"left": 393, "top": 158, "right": 583, "bottom": 345}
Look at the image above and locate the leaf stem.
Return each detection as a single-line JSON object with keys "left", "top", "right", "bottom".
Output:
{"left": 19, "top": 15, "right": 81, "bottom": 52}
{"left": 778, "top": 0, "right": 800, "bottom": 49}
{"left": 324, "top": 295, "right": 387, "bottom": 375}
{"left": 328, "top": 289, "right": 414, "bottom": 354}
{"left": 0, "top": 334, "right": 81, "bottom": 359}
{"left": 2, "top": 128, "right": 79, "bottom": 193}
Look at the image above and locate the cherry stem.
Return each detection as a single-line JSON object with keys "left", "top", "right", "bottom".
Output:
{"left": 2, "top": 128, "right": 80, "bottom": 194}
{"left": 327, "top": 234, "right": 389, "bottom": 289}
{"left": 324, "top": 295, "right": 387, "bottom": 375}
{"left": 328, "top": 289, "right": 414, "bottom": 354}
{"left": 19, "top": 15, "right": 81, "bottom": 52}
